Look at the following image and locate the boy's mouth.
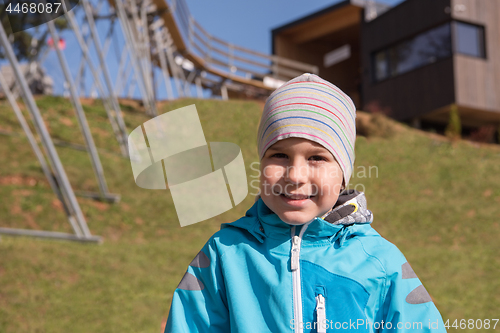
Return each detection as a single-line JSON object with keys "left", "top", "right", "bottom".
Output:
{"left": 280, "top": 193, "right": 313, "bottom": 200}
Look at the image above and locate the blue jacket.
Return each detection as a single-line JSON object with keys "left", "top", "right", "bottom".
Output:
{"left": 166, "top": 191, "right": 446, "bottom": 332}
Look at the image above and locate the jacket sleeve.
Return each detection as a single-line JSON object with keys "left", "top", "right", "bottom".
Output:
{"left": 165, "top": 237, "right": 229, "bottom": 333}
{"left": 378, "top": 249, "right": 447, "bottom": 333}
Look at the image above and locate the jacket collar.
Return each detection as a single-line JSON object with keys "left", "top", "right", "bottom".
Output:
{"left": 221, "top": 190, "right": 373, "bottom": 243}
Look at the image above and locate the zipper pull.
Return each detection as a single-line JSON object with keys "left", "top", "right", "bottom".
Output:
{"left": 316, "top": 294, "right": 326, "bottom": 333}
{"left": 291, "top": 235, "right": 300, "bottom": 271}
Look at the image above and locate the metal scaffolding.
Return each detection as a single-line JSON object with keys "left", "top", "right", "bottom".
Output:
{"left": 0, "top": 23, "right": 101, "bottom": 243}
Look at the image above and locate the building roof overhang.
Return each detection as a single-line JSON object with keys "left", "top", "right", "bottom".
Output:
{"left": 271, "top": 0, "right": 391, "bottom": 49}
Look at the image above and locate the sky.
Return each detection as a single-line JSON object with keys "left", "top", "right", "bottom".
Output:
{"left": 24, "top": 0, "right": 406, "bottom": 99}
{"left": 184, "top": 0, "right": 405, "bottom": 55}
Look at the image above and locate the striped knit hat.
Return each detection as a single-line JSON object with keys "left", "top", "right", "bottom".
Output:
{"left": 257, "top": 73, "right": 356, "bottom": 187}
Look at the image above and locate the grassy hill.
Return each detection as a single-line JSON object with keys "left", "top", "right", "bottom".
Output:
{"left": 0, "top": 96, "right": 499, "bottom": 332}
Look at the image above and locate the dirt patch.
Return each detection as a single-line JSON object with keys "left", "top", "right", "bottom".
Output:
{"left": 59, "top": 116, "right": 74, "bottom": 127}
{"left": 117, "top": 98, "right": 147, "bottom": 114}
{"left": 79, "top": 97, "right": 97, "bottom": 106}
{"left": 24, "top": 214, "right": 40, "bottom": 230}
{"left": 0, "top": 175, "right": 47, "bottom": 187}
{"left": 466, "top": 209, "right": 476, "bottom": 218}
{"left": 51, "top": 198, "right": 64, "bottom": 212}
{"left": 0, "top": 124, "right": 14, "bottom": 132}
{"left": 10, "top": 204, "right": 22, "bottom": 215}
{"left": 104, "top": 226, "right": 123, "bottom": 242}
{"left": 92, "top": 127, "right": 110, "bottom": 138}
{"left": 121, "top": 203, "right": 130, "bottom": 211}
{"left": 420, "top": 189, "right": 433, "bottom": 196}
{"left": 156, "top": 228, "right": 167, "bottom": 236}
{"left": 91, "top": 200, "right": 109, "bottom": 212}
{"left": 12, "top": 189, "right": 34, "bottom": 197}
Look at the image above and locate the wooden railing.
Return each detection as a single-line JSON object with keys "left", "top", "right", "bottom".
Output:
{"left": 165, "top": 0, "right": 318, "bottom": 86}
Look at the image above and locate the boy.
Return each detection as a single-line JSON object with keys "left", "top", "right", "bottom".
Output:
{"left": 165, "top": 74, "right": 446, "bottom": 332}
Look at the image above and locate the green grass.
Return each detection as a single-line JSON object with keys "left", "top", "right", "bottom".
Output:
{"left": 0, "top": 96, "right": 499, "bottom": 332}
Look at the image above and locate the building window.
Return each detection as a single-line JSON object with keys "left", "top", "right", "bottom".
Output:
{"left": 372, "top": 23, "right": 452, "bottom": 82}
{"left": 374, "top": 51, "right": 389, "bottom": 81}
{"left": 453, "top": 21, "right": 486, "bottom": 58}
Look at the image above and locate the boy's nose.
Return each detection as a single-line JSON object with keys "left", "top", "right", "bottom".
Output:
{"left": 284, "top": 160, "right": 309, "bottom": 184}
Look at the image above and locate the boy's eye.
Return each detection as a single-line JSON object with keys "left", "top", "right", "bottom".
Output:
{"left": 271, "top": 153, "right": 288, "bottom": 159}
{"left": 309, "top": 155, "right": 327, "bottom": 162}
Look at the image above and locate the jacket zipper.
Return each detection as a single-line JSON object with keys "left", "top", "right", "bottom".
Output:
{"left": 316, "top": 294, "right": 326, "bottom": 333}
{"left": 291, "top": 221, "right": 312, "bottom": 333}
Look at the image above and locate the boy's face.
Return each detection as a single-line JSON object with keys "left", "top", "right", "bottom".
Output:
{"left": 259, "top": 138, "right": 344, "bottom": 225}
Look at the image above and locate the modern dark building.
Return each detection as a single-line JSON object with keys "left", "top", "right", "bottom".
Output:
{"left": 272, "top": 0, "right": 500, "bottom": 128}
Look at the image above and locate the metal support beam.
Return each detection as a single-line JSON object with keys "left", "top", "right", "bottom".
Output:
{"left": 138, "top": 0, "right": 154, "bottom": 99}
{"left": 0, "top": 228, "right": 101, "bottom": 243}
{"left": 63, "top": 2, "right": 129, "bottom": 157}
{"left": 0, "top": 23, "right": 101, "bottom": 242}
{"left": 0, "top": 71, "right": 84, "bottom": 238}
{"left": 163, "top": 32, "right": 187, "bottom": 97}
{"left": 195, "top": 76, "right": 203, "bottom": 98}
{"left": 79, "top": 1, "right": 129, "bottom": 151}
{"left": 114, "top": 0, "right": 158, "bottom": 116}
{"left": 46, "top": 18, "right": 118, "bottom": 203}
{"left": 75, "top": 1, "right": 105, "bottom": 97}
{"left": 128, "top": 78, "right": 137, "bottom": 98}
{"left": 74, "top": 14, "right": 91, "bottom": 96}
{"left": 221, "top": 82, "right": 228, "bottom": 100}
{"left": 114, "top": 47, "right": 129, "bottom": 95}
{"left": 115, "top": 52, "right": 132, "bottom": 96}
{"left": 88, "top": 19, "right": 115, "bottom": 94}
{"left": 153, "top": 22, "right": 174, "bottom": 100}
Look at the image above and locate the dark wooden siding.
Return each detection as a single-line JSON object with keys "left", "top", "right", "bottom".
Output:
{"left": 361, "top": 0, "right": 456, "bottom": 121}
{"left": 362, "top": 58, "right": 455, "bottom": 121}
